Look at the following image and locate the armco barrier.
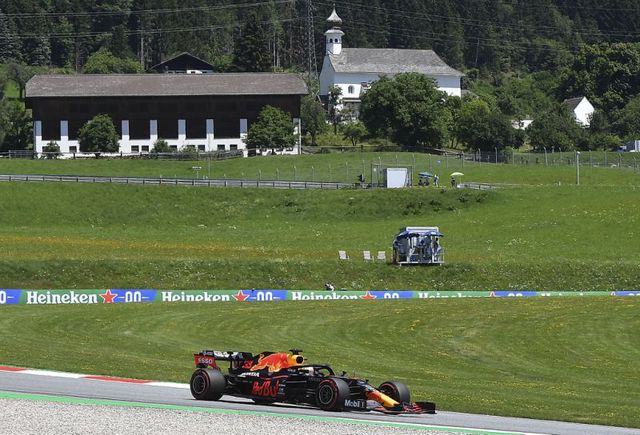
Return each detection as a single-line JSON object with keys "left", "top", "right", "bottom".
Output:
{"left": 0, "top": 289, "right": 638, "bottom": 305}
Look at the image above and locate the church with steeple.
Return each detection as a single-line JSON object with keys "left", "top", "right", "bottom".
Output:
{"left": 319, "top": 8, "right": 462, "bottom": 117}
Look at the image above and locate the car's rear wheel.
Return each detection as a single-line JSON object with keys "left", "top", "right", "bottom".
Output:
{"left": 378, "top": 381, "right": 410, "bottom": 404}
{"left": 190, "top": 368, "right": 226, "bottom": 400}
{"left": 316, "top": 377, "right": 349, "bottom": 411}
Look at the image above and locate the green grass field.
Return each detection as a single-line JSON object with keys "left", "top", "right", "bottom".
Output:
{"left": 2, "top": 151, "right": 640, "bottom": 186}
{"left": 0, "top": 178, "right": 639, "bottom": 290}
{"left": 1, "top": 153, "right": 639, "bottom": 427}
{"left": 1, "top": 299, "right": 638, "bottom": 427}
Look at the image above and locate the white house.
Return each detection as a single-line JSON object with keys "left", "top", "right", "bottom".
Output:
{"left": 625, "top": 140, "right": 640, "bottom": 152}
{"left": 319, "top": 8, "right": 463, "bottom": 116}
{"left": 562, "top": 96, "right": 595, "bottom": 127}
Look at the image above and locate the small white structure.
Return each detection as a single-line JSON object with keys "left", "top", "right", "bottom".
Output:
{"left": 392, "top": 226, "right": 444, "bottom": 266}
{"left": 562, "top": 96, "right": 595, "bottom": 127}
{"left": 319, "top": 8, "right": 463, "bottom": 116}
{"left": 625, "top": 140, "right": 640, "bottom": 152}
{"left": 385, "top": 168, "right": 410, "bottom": 188}
{"left": 512, "top": 119, "right": 533, "bottom": 130}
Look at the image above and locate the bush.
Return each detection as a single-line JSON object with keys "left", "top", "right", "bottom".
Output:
{"left": 151, "top": 139, "right": 171, "bottom": 153}
{"left": 42, "top": 141, "right": 61, "bottom": 159}
{"left": 78, "top": 114, "right": 119, "bottom": 155}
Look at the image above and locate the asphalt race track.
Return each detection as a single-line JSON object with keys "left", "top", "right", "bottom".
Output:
{"left": 1, "top": 370, "right": 639, "bottom": 435}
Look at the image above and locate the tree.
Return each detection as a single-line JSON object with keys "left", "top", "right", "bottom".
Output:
{"left": 151, "top": 138, "right": 171, "bottom": 153}
{"left": 43, "top": 141, "right": 61, "bottom": 159}
{"left": 232, "top": 13, "right": 271, "bottom": 72}
{"left": 456, "top": 99, "right": 520, "bottom": 151}
{"left": 527, "top": 106, "right": 584, "bottom": 152}
{"left": 82, "top": 49, "right": 144, "bottom": 74}
{"left": 342, "top": 121, "right": 368, "bottom": 151}
{"left": 78, "top": 114, "right": 120, "bottom": 154}
{"left": 360, "top": 73, "right": 451, "bottom": 150}
{"left": 50, "top": 16, "right": 74, "bottom": 68}
{"left": 246, "top": 105, "right": 295, "bottom": 151}
{"left": 0, "top": 12, "right": 21, "bottom": 63}
{"left": 300, "top": 96, "right": 326, "bottom": 146}
{"left": 6, "top": 63, "right": 36, "bottom": 100}
{"left": 23, "top": 35, "right": 51, "bottom": 67}
{"left": 558, "top": 43, "right": 640, "bottom": 113}
{"left": 0, "top": 101, "right": 32, "bottom": 151}
{"left": 613, "top": 95, "right": 640, "bottom": 140}
{"left": 327, "top": 85, "right": 342, "bottom": 135}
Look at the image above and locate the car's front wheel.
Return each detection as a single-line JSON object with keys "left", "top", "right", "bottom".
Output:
{"left": 378, "top": 380, "right": 411, "bottom": 404}
{"left": 316, "top": 377, "right": 350, "bottom": 411}
{"left": 190, "top": 368, "right": 226, "bottom": 400}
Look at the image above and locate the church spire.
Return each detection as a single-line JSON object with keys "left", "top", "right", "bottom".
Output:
{"left": 326, "top": 7, "right": 342, "bottom": 27}
{"left": 324, "top": 7, "right": 344, "bottom": 55}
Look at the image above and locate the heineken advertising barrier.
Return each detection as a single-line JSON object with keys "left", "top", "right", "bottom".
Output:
{"left": 0, "top": 289, "right": 639, "bottom": 305}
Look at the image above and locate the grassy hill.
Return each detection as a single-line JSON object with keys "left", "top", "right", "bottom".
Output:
{"left": 1, "top": 152, "right": 639, "bottom": 427}
{"left": 0, "top": 154, "right": 639, "bottom": 290}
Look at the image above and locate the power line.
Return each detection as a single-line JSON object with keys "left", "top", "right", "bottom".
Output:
{"left": 314, "top": 0, "right": 640, "bottom": 41}
{"left": 0, "top": 0, "right": 291, "bottom": 19}
{"left": 11, "top": 17, "right": 301, "bottom": 40}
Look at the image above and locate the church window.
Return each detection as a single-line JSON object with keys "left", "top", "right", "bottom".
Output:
{"left": 348, "top": 85, "right": 354, "bottom": 94}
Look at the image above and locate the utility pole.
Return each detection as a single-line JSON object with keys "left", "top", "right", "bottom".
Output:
{"left": 305, "top": 0, "right": 318, "bottom": 80}
{"left": 139, "top": 17, "right": 144, "bottom": 69}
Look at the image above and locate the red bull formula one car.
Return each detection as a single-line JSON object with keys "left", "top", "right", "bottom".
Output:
{"left": 189, "top": 349, "right": 436, "bottom": 414}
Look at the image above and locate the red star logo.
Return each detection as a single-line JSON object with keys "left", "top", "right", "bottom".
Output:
{"left": 233, "top": 290, "right": 249, "bottom": 302}
{"left": 100, "top": 289, "right": 117, "bottom": 304}
{"left": 361, "top": 291, "right": 377, "bottom": 300}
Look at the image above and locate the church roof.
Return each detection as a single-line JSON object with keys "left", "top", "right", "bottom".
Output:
{"left": 26, "top": 73, "right": 308, "bottom": 98}
{"left": 327, "top": 48, "right": 463, "bottom": 77}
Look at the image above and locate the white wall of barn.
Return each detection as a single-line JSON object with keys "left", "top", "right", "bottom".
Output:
{"left": 33, "top": 117, "right": 301, "bottom": 158}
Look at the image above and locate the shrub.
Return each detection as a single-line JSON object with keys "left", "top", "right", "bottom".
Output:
{"left": 42, "top": 141, "right": 61, "bottom": 159}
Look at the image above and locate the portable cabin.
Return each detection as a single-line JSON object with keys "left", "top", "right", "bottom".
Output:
{"left": 392, "top": 226, "right": 444, "bottom": 265}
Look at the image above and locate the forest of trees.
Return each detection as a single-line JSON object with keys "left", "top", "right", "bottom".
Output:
{"left": 3, "top": 1, "right": 640, "bottom": 151}
{"left": 2, "top": 0, "right": 640, "bottom": 75}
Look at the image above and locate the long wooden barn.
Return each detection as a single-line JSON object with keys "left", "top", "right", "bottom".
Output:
{"left": 25, "top": 73, "right": 307, "bottom": 156}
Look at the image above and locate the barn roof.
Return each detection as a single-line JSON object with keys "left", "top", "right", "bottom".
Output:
{"left": 26, "top": 73, "right": 308, "bottom": 98}
{"left": 328, "top": 48, "right": 463, "bottom": 77}
{"left": 149, "top": 52, "right": 215, "bottom": 72}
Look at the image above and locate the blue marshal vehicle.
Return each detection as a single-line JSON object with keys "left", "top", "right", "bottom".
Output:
{"left": 190, "top": 349, "right": 436, "bottom": 414}
{"left": 392, "top": 227, "right": 444, "bottom": 265}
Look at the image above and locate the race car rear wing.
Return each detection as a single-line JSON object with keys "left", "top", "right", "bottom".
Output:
{"left": 194, "top": 350, "right": 255, "bottom": 368}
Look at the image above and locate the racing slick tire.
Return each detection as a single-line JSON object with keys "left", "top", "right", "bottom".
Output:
{"left": 190, "top": 368, "right": 226, "bottom": 401}
{"left": 378, "top": 381, "right": 411, "bottom": 404}
{"left": 316, "top": 377, "right": 350, "bottom": 411}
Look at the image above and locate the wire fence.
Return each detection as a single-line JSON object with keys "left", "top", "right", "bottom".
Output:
{"left": 471, "top": 149, "right": 640, "bottom": 170}
{"left": 2, "top": 149, "right": 639, "bottom": 188}
{"left": 0, "top": 150, "right": 245, "bottom": 161}
{"left": 0, "top": 174, "right": 355, "bottom": 190}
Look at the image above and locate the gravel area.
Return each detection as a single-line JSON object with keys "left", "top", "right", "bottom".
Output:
{"left": 0, "top": 399, "right": 456, "bottom": 435}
